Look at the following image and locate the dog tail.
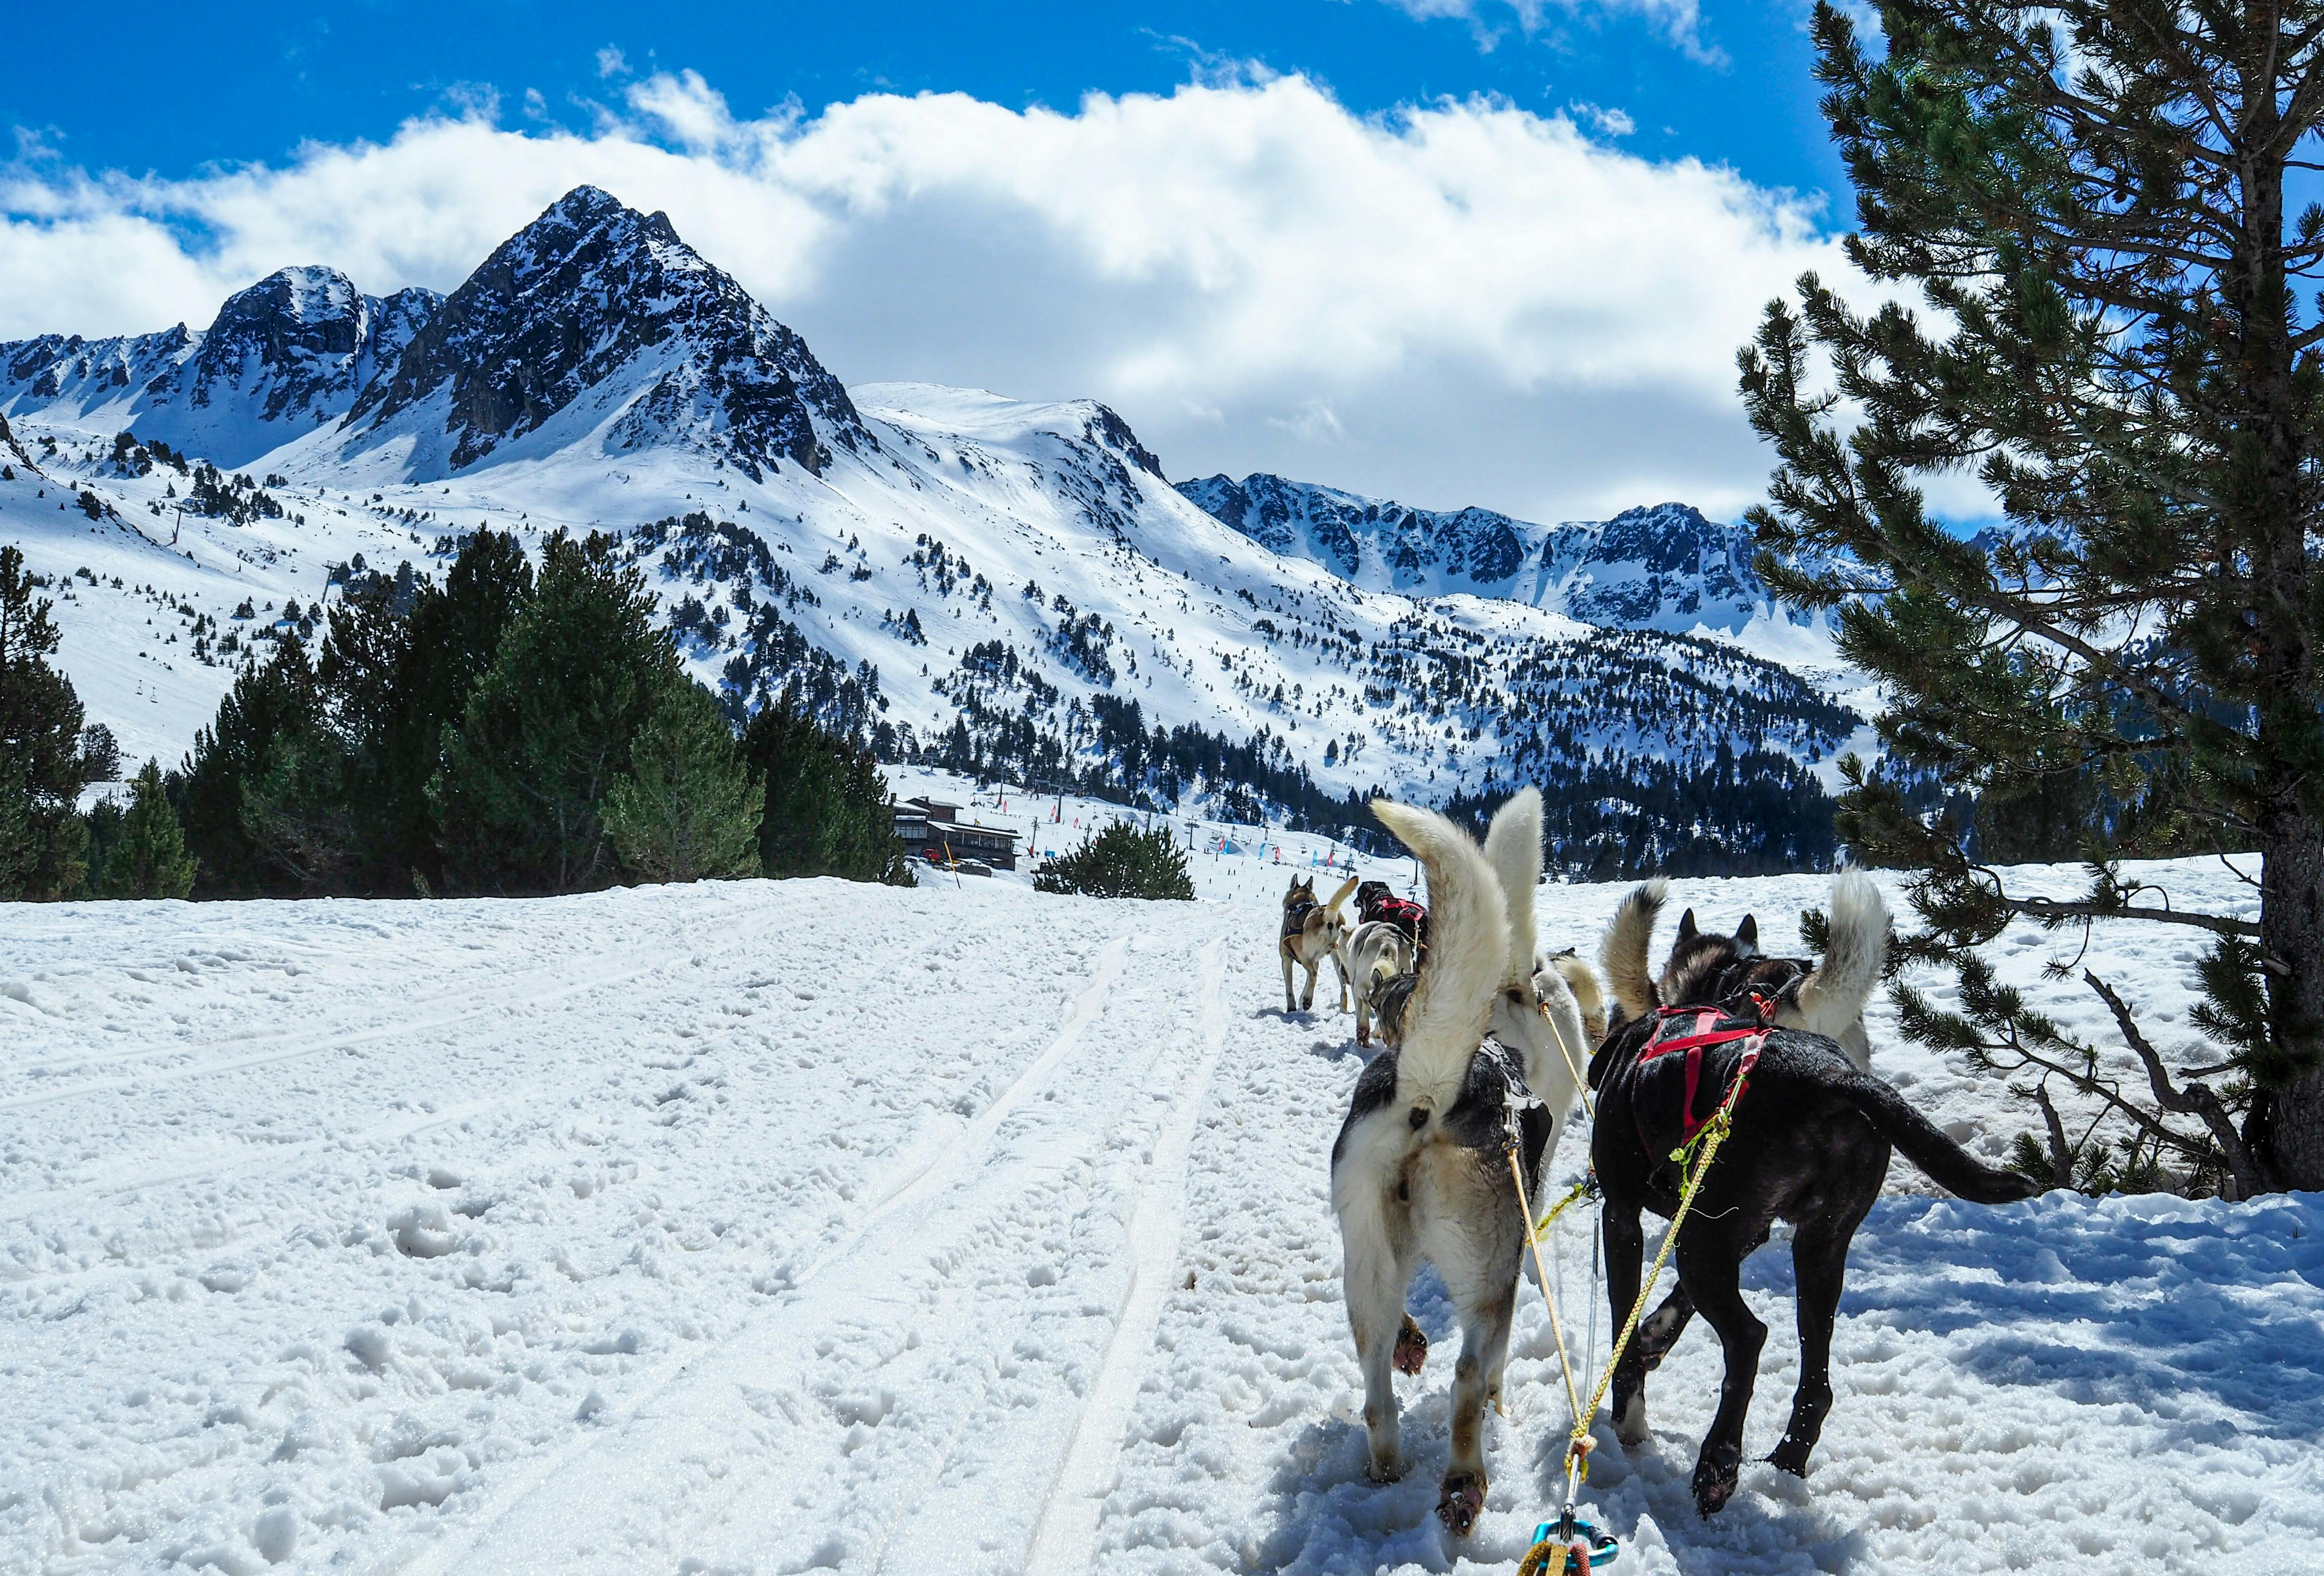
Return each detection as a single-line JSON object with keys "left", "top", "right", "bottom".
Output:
{"left": 1842, "top": 1073, "right": 2041, "bottom": 1203}
{"left": 1323, "top": 873, "right": 1360, "bottom": 921}
{"left": 1372, "top": 798, "right": 1507, "bottom": 1115}
{"left": 1796, "top": 870, "right": 1888, "bottom": 1039}
{"left": 1600, "top": 879, "right": 1668, "bottom": 1024}
{"left": 1482, "top": 787, "right": 1543, "bottom": 990}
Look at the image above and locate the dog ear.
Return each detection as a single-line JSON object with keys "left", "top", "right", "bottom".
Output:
{"left": 1735, "top": 914, "right": 1758, "bottom": 952}
{"left": 1677, "top": 908, "right": 1698, "bottom": 940}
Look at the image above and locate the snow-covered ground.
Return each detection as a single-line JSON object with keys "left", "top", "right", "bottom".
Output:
{"left": 5, "top": 858, "right": 2319, "bottom": 1574}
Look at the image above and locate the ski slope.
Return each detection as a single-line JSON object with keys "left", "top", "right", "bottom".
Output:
{"left": 4, "top": 861, "right": 2320, "bottom": 1574}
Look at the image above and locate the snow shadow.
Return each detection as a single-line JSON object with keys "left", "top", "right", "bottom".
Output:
{"left": 1845, "top": 1190, "right": 2324, "bottom": 1445}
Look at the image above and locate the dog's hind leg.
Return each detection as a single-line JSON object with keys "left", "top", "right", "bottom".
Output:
{"left": 1340, "top": 1188, "right": 1411, "bottom": 1482}
{"left": 1768, "top": 1195, "right": 1874, "bottom": 1476}
{"left": 1300, "top": 959, "right": 1319, "bottom": 1012}
{"left": 1604, "top": 1201, "right": 1651, "bottom": 1448}
{"left": 1437, "top": 1279, "right": 1515, "bottom": 1538}
{"left": 1676, "top": 1228, "right": 1767, "bottom": 1517}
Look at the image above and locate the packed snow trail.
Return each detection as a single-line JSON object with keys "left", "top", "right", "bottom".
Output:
{"left": 5, "top": 864, "right": 2323, "bottom": 1573}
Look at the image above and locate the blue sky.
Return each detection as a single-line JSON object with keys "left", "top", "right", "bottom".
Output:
{"left": 10, "top": 1, "right": 1842, "bottom": 201}
{"left": 2, "top": 1, "right": 1875, "bottom": 523}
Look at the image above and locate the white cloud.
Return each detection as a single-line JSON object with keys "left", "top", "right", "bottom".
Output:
{"left": 1374, "top": 0, "right": 1721, "bottom": 66}
{"left": 596, "top": 45, "right": 629, "bottom": 80}
{"left": 1569, "top": 100, "right": 1636, "bottom": 137}
{"left": 0, "top": 72, "right": 1860, "bottom": 522}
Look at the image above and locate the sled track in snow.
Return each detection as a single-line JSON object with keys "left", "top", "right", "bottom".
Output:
{"left": 385, "top": 930, "right": 1136, "bottom": 1576}
{"left": 1023, "top": 937, "right": 1229, "bottom": 1576}
{"left": 0, "top": 906, "right": 790, "bottom": 1116}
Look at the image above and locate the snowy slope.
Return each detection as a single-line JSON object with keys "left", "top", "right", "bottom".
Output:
{"left": 1, "top": 189, "right": 1866, "bottom": 840}
{"left": 5, "top": 856, "right": 2317, "bottom": 1574}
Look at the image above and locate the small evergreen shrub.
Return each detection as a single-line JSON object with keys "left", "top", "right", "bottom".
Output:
{"left": 1034, "top": 821, "right": 1194, "bottom": 900}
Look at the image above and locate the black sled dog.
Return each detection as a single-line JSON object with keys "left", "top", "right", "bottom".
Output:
{"left": 1588, "top": 879, "right": 2040, "bottom": 1517}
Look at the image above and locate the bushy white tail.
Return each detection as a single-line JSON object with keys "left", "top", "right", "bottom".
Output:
{"left": 1370, "top": 799, "right": 1508, "bottom": 1116}
{"left": 1482, "top": 788, "right": 1543, "bottom": 992}
{"left": 1600, "top": 879, "right": 1668, "bottom": 1023}
{"left": 1797, "top": 870, "right": 1888, "bottom": 1049}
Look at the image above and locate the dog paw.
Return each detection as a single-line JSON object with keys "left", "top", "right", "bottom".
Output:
{"left": 1766, "top": 1435, "right": 1811, "bottom": 1477}
{"left": 1393, "top": 1315, "right": 1429, "bottom": 1375}
{"left": 1435, "top": 1471, "right": 1486, "bottom": 1537}
{"left": 1365, "top": 1454, "right": 1407, "bottom": 1484}
{"left": 1613, "top": 1389, "right": 1648, "bottom": 1448}
{"left": 1691, "top": 1452, "right": 1740, "bottom": 1517}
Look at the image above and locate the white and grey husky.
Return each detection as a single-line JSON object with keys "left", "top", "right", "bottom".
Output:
{"left": 1327, "top": 788, "right": 1592, "bottom": 1538}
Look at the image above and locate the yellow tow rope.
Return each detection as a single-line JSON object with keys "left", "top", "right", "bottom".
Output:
{"left": 1503, "top": 1010, "right": 1758, "bottom": 1576}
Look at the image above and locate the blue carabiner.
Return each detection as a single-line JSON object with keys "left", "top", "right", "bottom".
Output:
{"left": 1529, "top": 1518, "right": 1620, "bottom": 1568}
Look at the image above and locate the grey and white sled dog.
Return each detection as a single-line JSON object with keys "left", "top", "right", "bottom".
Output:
{"left": 1345, "top": 919, "right": 1417, "bottom": 1048}
{"left": 1601, "top": 869, "right": 1889, "bottom": 1072}
{"left": 1328, "top": 788, "right": 1594, "bottom": 1538}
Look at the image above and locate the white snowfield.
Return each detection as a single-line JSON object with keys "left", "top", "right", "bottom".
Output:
{"left": 5, "top": 860, "right": 2320, "bottom": 1574}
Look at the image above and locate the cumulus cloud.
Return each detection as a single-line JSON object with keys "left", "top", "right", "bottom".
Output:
{"left": 0, "top": 71, "right": 1863, "bottom": 522}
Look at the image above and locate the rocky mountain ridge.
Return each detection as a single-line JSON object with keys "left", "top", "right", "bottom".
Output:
{"left": 1176, "top": 472, "right": 1819, "bottom": 636}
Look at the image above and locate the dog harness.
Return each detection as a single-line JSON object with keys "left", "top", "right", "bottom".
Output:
{"left": 1637, "top": 996, "right": 1774, "bottom": 1143}
{"left": 1281, "top": 897, "right": 1318, "bottom": 940}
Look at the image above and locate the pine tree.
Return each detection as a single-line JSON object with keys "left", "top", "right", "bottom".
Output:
{"left": 324, "top": 531, "right": 531, "bottom": 889}
{"left": 605, "top": 679, "right": 763, "bottom": 884}
{"left": 1738, "top": 0, "right": 2324, "bottom": 1191}
{"left": 99, "top": 759, "right": 195, "bottom": 899}
{"left": 180, "top": 635, "right": 352, "bottom": 896}
{"left": 433, "top": 532, "right": 676, "bottom": 895}
{"left": 744, "top": 702, "right": 910, "bottom": 884}
{"left": 1034, "top": 821, "right": 1195, "bottom": 900}
{"left": 0, "top": 544, "right": 90, "bottom": 899}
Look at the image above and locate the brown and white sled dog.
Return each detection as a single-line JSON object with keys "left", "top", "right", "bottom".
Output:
{"left": 1281, "top": 874, "right": 1359, "bottom": 1014}
{"left": 1327, "top": 788, "right": 1593, "bottom": 1537}
{"left": 1346, "top": 919, "right": 1416, "bottom": 1047}
{"left": 1601, "top": 870, "right": 1889, "bottom": 1072}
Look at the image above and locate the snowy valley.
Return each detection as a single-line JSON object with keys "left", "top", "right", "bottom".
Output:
{"left": 5, "top": 857, "right": 2315, "bottom": 1574}
{"left": 3, "top": 187, "right": 1862, "bottom": 873}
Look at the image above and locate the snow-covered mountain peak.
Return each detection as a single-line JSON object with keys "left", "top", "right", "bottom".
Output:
{"left": 0, "top": 268, "right": 441, "bottom": 468}
{"left": 333, "top": 186, "right": 871, "bottom": 481}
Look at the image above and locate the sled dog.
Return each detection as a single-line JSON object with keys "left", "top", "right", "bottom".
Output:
{"left": 1345, "top": 919, "right": 1416, "bottom": 1047}
{"left": 1601, "top": 870, "right": 1889, "bottom": 1071}
{"left": 1327, "top": 788, "right": 1592, "bottom": 1537}
{"left": 1587, "top": 878, "right": 2037, "bottom": 1517}
{"left": 1280, "top": 874, "right": 1359, "bottom": 1014}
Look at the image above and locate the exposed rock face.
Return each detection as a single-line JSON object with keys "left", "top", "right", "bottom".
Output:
{"left": 1177, "top": 472, "right": 1528, "bottom": 586}
{"left": 344, "top": 187, "right": 869, "bottom": 478}
{"left": 1545, "top": 501, "right": 1763, "bottom": 629}
{"left": 185, "top": 268, "right": 438, "bottom": 425}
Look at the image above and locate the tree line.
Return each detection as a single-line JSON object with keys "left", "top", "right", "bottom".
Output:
{"left": 0, "top": 533, "right": 905, "bottom": 902}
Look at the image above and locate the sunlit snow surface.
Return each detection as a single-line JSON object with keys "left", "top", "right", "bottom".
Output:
{"left": 5, "top": 854, "right": 2319, "bottom": 1573}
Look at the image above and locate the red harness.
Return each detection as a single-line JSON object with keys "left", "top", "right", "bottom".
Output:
{"left": 1637, "top": 996, "right": 1774, "bottom": 1143}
